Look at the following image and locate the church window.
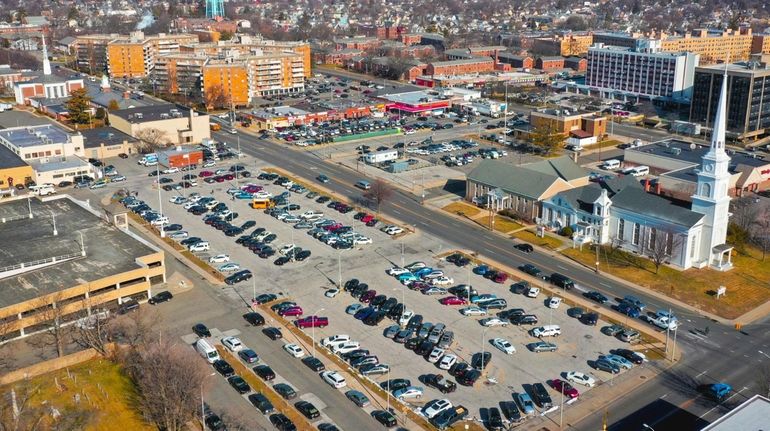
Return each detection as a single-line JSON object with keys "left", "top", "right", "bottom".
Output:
{"left": 649, "top": 227, "right": 657, "bottom": 248}
{"left": 665, "top": 232, "right": 673, "bottom": 255}
{"left": 632, "top": 222, "right": 640, "bottom": 246}
{"left": 690, "top": 235, "right": 697, "bottom": 259}
{"left": 701, "top": 183, "right": 711, "bottom": 198}
{"left": 618, "top": 219, "right": 625, "bottom": 241}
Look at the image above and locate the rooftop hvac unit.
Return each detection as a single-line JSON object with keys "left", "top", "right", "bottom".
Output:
{"left": 135, "top": 113, "right": 143, "bottom": 119}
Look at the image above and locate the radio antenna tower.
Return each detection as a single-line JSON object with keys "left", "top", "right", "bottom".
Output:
{"left": 205, "top": 0, "right": 225, "bottom": 19}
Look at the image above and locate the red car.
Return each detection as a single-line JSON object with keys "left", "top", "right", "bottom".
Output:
{"left": 278, "top": 306, "right": 303, "bottom": 317}
{"left": 323, "top": 223, "right": 343, "bottom": 231}
{"left": 295, "top": 316, "right": 329, "bottom": 328}
{"left": 493, "top": 272, "right": 509, "bottom": 284}
{"left": 408, "top": 281, "right": 430, "bottom": 291}
{"left": 199, "top": 170, "right": 214, "bottom": 177}
{"left": 214, "top": 176, "right": 226, "bottom": 182}
{"left": 223, "top": 174, "right": 235, "bottom": 181}
{"left": 550, "top": 379, "right": 579, "bottom": 399}
{"left": 242, "top": 185, "right": 262, "bottom": 193}
{"left": 440, "top": 296, "right": 467, "bottom": 306}
{"left": 361, "top": 214, "right": 375, "bottom": 223}
{"left": 360, "top": 290, "right": 377, "bottom": 303}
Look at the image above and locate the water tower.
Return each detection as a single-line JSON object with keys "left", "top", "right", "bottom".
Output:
{"left": 205, "top": 0, "right": 225, "bottom": 19}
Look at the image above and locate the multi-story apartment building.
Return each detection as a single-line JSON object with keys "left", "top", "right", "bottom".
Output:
{"left": 689, "top": 54, "right": 770, "bottom": 143}
{"left": 586, "top": 42, "right": 700, "bottom": 102}
{"left": 106, "top": 31, "right": 199, "bottom": 78}
{"left": 659, "top": 28, "right": 753, "bottom": 64}
{"left": 73, "top": 34, "right": 119, "bottom": 74}
{"left": 426, "top": 58, "right": 496, "bottom": 76}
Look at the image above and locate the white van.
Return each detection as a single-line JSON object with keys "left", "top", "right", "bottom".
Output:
{"left": 36, "top": 185, "right": 56, "bottom": 196}
{"left": 623, "top": 165, "right": 650, "bottom": 177}
{"left": 532, "top": 325, "right": 561, "bottom": 338}
{"left": 195, "top": 338, "right": 220, "bottom": 363}
{"left": 600, "top": 159, "right": 621, "bottom": 170}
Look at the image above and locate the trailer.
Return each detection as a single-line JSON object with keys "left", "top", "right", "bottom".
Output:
{"left": 363, "top": 149, "right": 399, "bottom": 164}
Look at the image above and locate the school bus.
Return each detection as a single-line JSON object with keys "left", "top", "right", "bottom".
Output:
{"left": 209, "top": 122, "right": 221, "bottom": 131}
{"left": 250, "top": 199, "right": 275, "bottom": 209}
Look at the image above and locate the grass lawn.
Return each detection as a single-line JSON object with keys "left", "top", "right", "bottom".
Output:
{"left": 561, "top": 245, "right": 770, "bottom": 319}
{"left": 442, "top": 201, "right": 482, "bottom": 218}
{"left": 491, "top": 215, "right": 524, "bottom": 233}
{"left": 1, "top": 359, "right": 152, "bottom": 431}
{"left": 512, "top": 229, "right": 564, "bottom": 250}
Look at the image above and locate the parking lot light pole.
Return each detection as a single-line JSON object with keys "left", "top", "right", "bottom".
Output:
{"left": 386, "top": 366, "right": 391, "bottom": 413}
{"left": 481, "top": 326, "right": 488, "bottom": 371}
{"left": 559, "top": 382, "right": 564, "bottom": 428}
{"left": 311, "top": 307, "right": 324, "bottom": 358}
{"left": 200, "top": 372, "right": 216, "bottom": 426}
{"left": 156, "top": 161, "right": 165, "bottom": 238}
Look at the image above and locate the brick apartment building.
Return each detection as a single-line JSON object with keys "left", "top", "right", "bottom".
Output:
{"left": 533, "top": 33, "right": 594, "bottom": 56}
{"left": 564, "top": 57, "right": 587, "bottom": 72}
{"left": 426, "top": 58, "right": 496, "bottom": 75}
{"left": 535, "top": 56, "right": 565, "bottom": 71}
{"left": 497, "top": 53, "right": 534, "bottom": 69}
{"left": 334, "top": 36, "right": 382, "bottom": 51}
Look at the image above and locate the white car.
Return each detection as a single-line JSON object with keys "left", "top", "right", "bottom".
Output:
{"left": 405, "top": 262, "right": 426, "bottom": 271}
{"left": 394, "top": 386, "right": 423, "bottom": 400}
{"left": 481, "top": 317, "right": 509, "bottom": 327}
{"left": 526, "top": 287, "right": 541, "bottom": 298}
{"left": 547, "top": 297, "right": 562, "bottom": 309}
{"left": 188, "top": 242, "right": 210, "bottom": 252}
{"left": 218, "top": 263, "right": 240, "bottom": 272}
{"left": 279, "top": 244, "right": 298, "bottom": 255}
{"left": 150, "top": 216, "right": 169, "bottom": 226}
{"left": 169, "top": 196, "right": 187, "bottom": 204}
{"left": 301, "top": 210, "right": 323, "bottom": 219}
{"left": 430, "top": 276, "right": 454, "bottom": 286}
{"left": 162, "top": 167, "right": 180, "bottom": 174}
{"left": 222, "top": 336, "right": 243, "bottom": 352}
{"left": 423, "top": 399, "right": 453, "bottom": 419}
{"left": 427, "top": 347, "right": 445, "bottom": 363}
{"left": 491, "top": 337, "right": 516, "bottom": 355}
{"left": 321, "top": 334, "right": 350, "bottom": 348}
{"left": 325, "top": 288, "right": 340, "bottom": 298}
{"left": 460, "top": 306, "right": 487, "bottom": 316}
{"left": 399, "top": 310, "right": 415, "bottom": 326}
{"left": 283, "top": 343, "right": 305, "bottom": 358}
{"left": 387, "top": 267, "right": 411, "bottom": 276}
{"left": 385, "top": 226, "right": 404, "bottom": 235}
{"left": 333, "top": 341, "right": 361, "bottom": 354}
{"left": 353, "top": 236, "right": 372, "bottom": 245}
{"left": 321, "top": 371, "right": 347, "bottom": 388}
{"left": 208, "top": 254, "right": 230, "bottom": 263}
{"left": 203, "top": 160, "right": 216, "bottom": 168}
{"left": 566, "top": 371, "right": 597, "bottom": 387}
{"left": 438, "top": 353, "right": 457, "bottom": 370}
{"left": 254, "top": 191, "right": 272, "bottom": 199}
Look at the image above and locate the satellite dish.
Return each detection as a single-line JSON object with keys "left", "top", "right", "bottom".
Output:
{"left": 690, "top": 143, "right": 696, "bottom": 150}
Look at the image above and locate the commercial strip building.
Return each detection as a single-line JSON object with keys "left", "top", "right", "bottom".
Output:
{"left": 109, "top": 104, "right": 211, "bottom": 146}
{"left": 518, "top": 108, "right": 607, "bottom": 146}
{"left": 247, "top": 102, "right": 385, "bottom": 131}
{"left": 80, "top": 127, "right": 139, "bottom": 160}
{"left": 689, "top": 54, "right": 770, "bottom": 144}
{"left": 584, "top": 42, "right": 700, "bottom": 102}
{"left": 0, "top": 196, "right": 165, "bottom": 342}
{"left": 414, "top": 71, "right": 547, "bottom": 88}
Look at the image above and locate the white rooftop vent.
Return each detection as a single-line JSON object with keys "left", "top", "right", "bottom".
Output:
{"left": 135, "top": 113, "right": 143, "bottom": 119}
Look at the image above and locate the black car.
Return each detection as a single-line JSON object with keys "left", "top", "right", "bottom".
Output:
{"left": 212, "top": 359, "right": 234, "bottom": 377}
{"left": 241, "top": 220, "right": 257, "bottom": 230}
{"left": 426, "top": 373, "right": 457, "bottom": 393}
{"left": 487, "top": 407, "right": 504, "bottom": 430}
{"left": 580, "top": 312, "right": 599, "bottom": 326}
{"left": 407, "top": 314, "right": 423, "bottom": 331}
{"left": 518, "top": 264, "right": 542, "bottom": 277}
{"left": 254, "top": 294, "right": 278, "bottom": 304}
{"left": 193, "top": 323, "right": 211, "bottom": 337}
{"left": 532, "top": 382, "right": 553, "bottom": 408}
{"left": 243, "top": 312, "right": 265, "bottom": 326}
{"left": 471, "top": 351, "right": 492, "bottom": 370}
{"left": 371, "top": 294, "right": 387, "bottom": 308}
{"left": 301, "top": 356, "right": 325, "bottom": 371}
{"left": 247, "top": 392, "right": 274, "bottom": 414}
{"left": 253, "top": 364, "right": 276, "bottom": 381}
{"left": 499, "top": 401, "right": 522, "bottom": 423}
{"left": 262, "top": 327, "right": 283, "bottom": 340}
{"left": 514, "top": 243, "right": 534, "bottom": 253}
{"left": 269, "top": 413, "right": 296, "bottom": 431}
{"left": 457, "top": 369, "right": 481, "bottom": 386}
{"left": 205, "top": 413, "right": 225, "bottom": 431}
{"left": 363, "top": 310, "right": 386, "bottom": 326}
{"left": 228, "top": 376, "right": 251, "bottom": 394}
{"left": 380, "top": 378, "right": 411, "bottom": 392}
{"left": 449, "top": 362, "right": 470, "bottom": 377}
{"left": 584, "top": 291, "right": 609, "bottom": 304}
{"left": 274, "top": 256, "right": 290, "bottom": 266}
{"left": 344, "top": 278, "right": 360, "bottom": 291}
{"left": 613, "top": 348, "right": 645, "bottom": 364}
{"left": 371, "top": 410, "right": 397, "bottom": 427}
{"left": 295, "top": 250, "right": 311, "bottom": 261}
{"left": 225, "top": 269, "right": 253, "bottom": 285}
{"left": 550, "top": 272, "right": 575, "bottom": 289}
{"left": 273, "top": 383, "right": 297, "bottom": 400}
{"left": 497, "top": 308, "right": 526, "bottom": 319}
{"left": 295, "top": 400, "right": 320, "bottom": 419}
{"left": 510, "top": 314, "right": 538, "bottom": 325}
{"left": 148, "top": 291, "right": 173, "bottom": 304}
{"left": 405, "top": 337, "right": 421, "bottom": 350}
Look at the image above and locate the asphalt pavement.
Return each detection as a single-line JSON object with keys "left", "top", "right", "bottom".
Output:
{"left": 212, "top": 129, "right": 770, "bottom": 430}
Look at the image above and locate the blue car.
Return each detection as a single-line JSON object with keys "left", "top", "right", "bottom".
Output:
{"left": 516, "top": 392, "right": 535, "bottom": 415}
{"left": 354, "top": 306, "right": 375, "bottom": 320}
{"left": 473, "top": 265, "right": 490, "bottom": 275}
{"left": 235, "top": 191, "right": 253, "bottom": 199}
{"left": 414, "top": 267, "right": 434, "bottom": 277}
{"left": 617, "top": 302, "right": 641, "bottom": 318}
{"left": 622, "top": 295, "right": 646, "bottom": 311}
{"left": 703, "top": 383, "right": 732, "bottom": 400}
{"left": 397, "top": 273, "right": 418, "bottom": 283}
{"left": 470, "top": 294, "right": 497, "bottom": 304}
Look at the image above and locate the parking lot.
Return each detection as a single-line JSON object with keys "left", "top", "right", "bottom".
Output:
{"left": 72, "top": 146, "right": 655, "bottom": 429}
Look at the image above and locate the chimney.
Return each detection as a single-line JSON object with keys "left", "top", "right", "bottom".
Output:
{"left": 644, "top": 178, "right": 651, "bottom": 192}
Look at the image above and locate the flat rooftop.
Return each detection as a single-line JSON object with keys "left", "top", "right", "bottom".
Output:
{"left": 80, "top": 127, "right": 137, "bottom": 149}
{"left": 378, "top": 90, "right": 445, "bottom": 105}
{"left": 0, "top": 144, "right": 26, "bottom": 169}
{"left": 629, "top": 138, "right": 768, "bottom": 169}
{"left": 702, "top": 394, "right": 770, "bottom": 431}
{"left": 0, "top": 124, "right": 70, "bottom": 148}
{"left": 110, "top": 104, "right": 200, "bottom": 123}
{"left": 0, "top": 197, "right": 157, "bottom": 307}
{"left": 28, "top": 157, "right": 91, "bottom": 173}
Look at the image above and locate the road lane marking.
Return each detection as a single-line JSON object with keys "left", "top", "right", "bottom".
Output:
{"left": 695, "top": 370, "right": 708, "bottom": 378}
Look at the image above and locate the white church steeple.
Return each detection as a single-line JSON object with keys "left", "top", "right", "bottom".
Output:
{"left": 41, "top": 36, "right": 51, "bottom": 76}
{"left": 691, "top": 66, "right": 732, "bottom": 268}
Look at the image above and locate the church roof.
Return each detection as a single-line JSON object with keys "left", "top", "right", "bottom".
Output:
{"left": 611, "top": 187, "right": 704, "bottom": 228}
{"left": 467, "top": 160, "right": 568, "bottom": 199}
{"left": 551, "top": 183, "right": 603, "bottom": 213}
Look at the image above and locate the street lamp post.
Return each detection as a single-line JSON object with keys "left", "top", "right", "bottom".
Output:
{"left": 200, "top": 372, "right": 216, "bottom": 426}
{"left": 156, "top": 161, "right": 165, "bottom": 238}
{"left": 337, "top": 249, "right": 343, "bottom": 288}
{"left": 481, "top": 326, "right": 488, "bottom": 370}
{"left": 311, "top": 307, "right": 324, "bottom": 358}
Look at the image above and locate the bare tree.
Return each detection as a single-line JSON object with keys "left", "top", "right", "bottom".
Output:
{"left": 109, "top": 307, "right": 162, "bottom": 349}
{"left": 364, "top": 179, "right": 394, "bottom": 212}
{"left": 0, "top": 317, "right": 17, "bottom": 371}
{"left": 134, "top": 128, "right": 169, "bottom": 153}
{"left": 70, "top": 296, "right": 114, "bottom": 357}
{"left": 120, "top": 340, "right": 210, "bottom": 431}
{"left": 0, "top": 381, "right": 95, "bottom": 430}
{"left": 204, "top": 84, "right": 229, "bottom": 111}
{"left": 26, "top": 293, "right": 70, "bottom": 358}
{"left": 644, "top": 228, "right": 683, "bottom": 274}
{"left": 753, "top": 208, "right": 770, "bottom": 261}
{"left": 731, "top": 198, "right": 760, "bottom": 232}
